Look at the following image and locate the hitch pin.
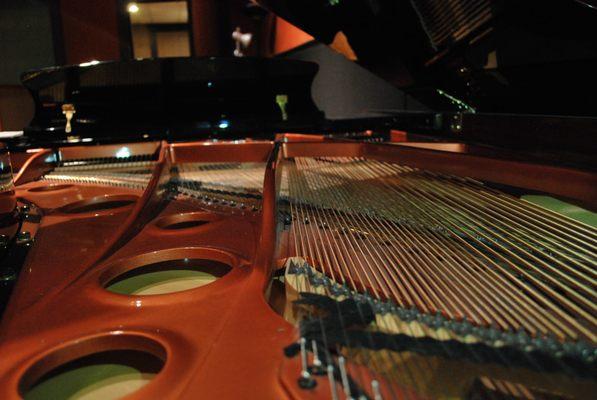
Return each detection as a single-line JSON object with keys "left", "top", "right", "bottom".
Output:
{"left": 339, "top": 356, "right": 353, "bottom": 400}
{"left": 372, "top": 380, "right": 383, "bottom": 400}
{"left": 298, "top": 337, "right": 316, "bottom": 389}
{"left": 327, "top": 364, "right": 338, "bottom": 400}
{"left": 311, "top": 340, "right": 324, "bottom": 375}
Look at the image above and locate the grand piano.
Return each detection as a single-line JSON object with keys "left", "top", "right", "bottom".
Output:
{"left": 0, "top": 1, "right": 595, "bottom": 399}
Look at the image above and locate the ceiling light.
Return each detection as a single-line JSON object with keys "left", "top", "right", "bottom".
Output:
{"left": 127, "top": 3, "right": 139, "bottom": 13}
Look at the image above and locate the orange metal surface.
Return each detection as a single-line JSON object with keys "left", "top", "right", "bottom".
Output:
{"left": 170, "top": 141, "right": 274, "bottom": 163}
{"left": 13, "top": 149, "right": 53, "bottom": 186}
{"left": 0, "top": 140, "right": 299, "bottom": 400}
{"left": 0, "top": 138, "right": 595, "bottom": 399}
{"left": 58, "top": 142, "right": 161, "bottom": 160}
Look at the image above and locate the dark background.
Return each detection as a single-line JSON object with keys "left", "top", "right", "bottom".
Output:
{"left": 0, "top": 0, "right": 420, "bottom": 131}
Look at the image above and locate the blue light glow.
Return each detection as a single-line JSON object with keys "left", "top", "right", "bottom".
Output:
{"left": 44, "top": 154, "right": 58, "bottom": 163}
{"left": 218, "top": 120, "right": 230, "bottom": 129}
{"left": 116, "top": 147, "right": 131, "bottom": 158}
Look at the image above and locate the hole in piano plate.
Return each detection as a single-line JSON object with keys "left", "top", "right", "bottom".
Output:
{"left": 28, "top": 184, "right": 74, "bottom": 192}
{"left": 164, "top": 220, "right": 205, "bottom": 230}
{"left": 154, "top": 212, "right": 221, "bottom": 231}
{"left": 19, "top": 334, "right": 165, "bottom": 400}
{"left": 58, "top": 195, "right": 138, "bottom": 214}
{"left": 105, "top": 258, "right": 231, "bottom": 296}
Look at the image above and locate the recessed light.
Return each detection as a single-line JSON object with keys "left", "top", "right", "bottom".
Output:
{"left": 127, "top": 3, "right": 139, "bottom": 13}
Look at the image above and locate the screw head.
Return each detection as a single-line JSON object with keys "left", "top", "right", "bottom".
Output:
{"left": 298, "top": 376, "right": 317, "bottom": 389}
{"left": 16, "top": 231, "right": 32, "bottom": 245}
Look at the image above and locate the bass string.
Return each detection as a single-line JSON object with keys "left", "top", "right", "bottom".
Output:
{"left": 286, "top": 155, "right": 596, "bottom": 397}
{"left": 298, "top": 157, "right": 533, "bottom": 383}
{"left": 302, "top": 158, "right": 461, "bottom": 318}
{"left": 308, "top": 157, "right": 545, "bottom": 335}
{"left": 365, "top": 160, "right": 595, "bottom": 341}
{"left": 298, "top": 155, "right": 540, "bottom": 394}
{"left": 289, "top": 160, "right": 371, "bottom": 399}
{"left": 452, "top": 170, "right": 597, "bottom": 246}
{"left": 296, "top": 157, "right": 416, "bottom": 397}
{"left": 290, "top": 159, "right": 388, "bottom": 399}
{"left": 313, "top": 158, "right": 509, "bottom": 327}
{"left": 292, "top": 157, "right": 446, "bottom": 398}
{"left": 292, "top": 157, "right": 584, "bottom": 390}
{"left": 380, "top": 162, "right": 596, "bottom": 312}
{"left": 327, "top": 156, "right": 593, "bottom": 342}
{"left": 411, "top": 166, "right": 597, "bottom": 280}
{"left": 344, "top": 157, "right": 596, "bottom": 369}
{"left": 425, "top": 169, "right": 597, "bottom": 267}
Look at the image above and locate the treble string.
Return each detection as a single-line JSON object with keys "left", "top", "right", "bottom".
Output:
{"left": 290, "top": 159, "right": 367, "bottom": 398}
{"left": 369, "top": 160, "right": 595, "bottom": 341}
{"left": 346, "top": 156, "right": 536, "bottom": 372}
{"left": 297, "top": 158, "right": 406, "bottom": 400}
{"left": 285, "top": 154, "right": 597, "bottom": 398}
{"left": 292, "top": 155, "right": 596, "bottom": 396}
{"left": 305, "top": 156, "right": 467, "bottom": 397}
{"left": 324, "top": 157, "right": 563, "bottom": 381}
{"left": 291, "top": 158, "right": 377, "bottom": 399}
{"left": 295, "top": 157, "right": 428, "bottom": 399}
{"left": 352, "top": 158, "right": 582, "bottom": 374}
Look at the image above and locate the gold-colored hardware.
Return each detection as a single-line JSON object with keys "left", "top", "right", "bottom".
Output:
{"left": 62, "top": 103, "right": 76, "bottom": 133}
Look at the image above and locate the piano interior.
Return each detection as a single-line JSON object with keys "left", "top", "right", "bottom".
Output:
{"left": 0, "top": 136, "right": 593, "bottom": 400}
{"left": 0, "top": 1, "right": 596, "bottom": 399}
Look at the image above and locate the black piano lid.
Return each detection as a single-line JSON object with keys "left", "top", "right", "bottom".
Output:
{"left": 20, "top": 57, "right": 323, "bottom": 145}
{"left": 14, "top": 1, "right": 597, "bottom": 161}
{"left": 256, "top": 0, "right": 597, "bottom": 116}
{"left": 255, "top": 0, "right": 597, "bottom": 159}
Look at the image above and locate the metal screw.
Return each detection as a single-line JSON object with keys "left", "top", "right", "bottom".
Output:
{"left": 16, "top": 231, "right": 32, "bottom": 245}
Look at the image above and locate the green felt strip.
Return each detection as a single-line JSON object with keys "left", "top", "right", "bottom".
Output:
{"left": 522, "top": 195, "right": 597, "bottom": 228}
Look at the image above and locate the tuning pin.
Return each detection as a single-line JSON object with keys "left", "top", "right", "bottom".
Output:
{"left": 297, "top": 337, "right": 316, "bottom": 389}
{"left": 309, "top": 340, "right": 325, "bottom": 375}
